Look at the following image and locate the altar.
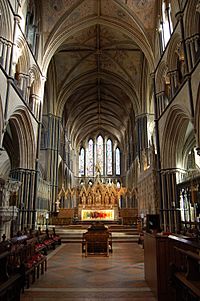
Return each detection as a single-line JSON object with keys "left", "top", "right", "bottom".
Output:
{"left": 55, "top": 165, "right": 126, "bottom": 224}
{"left": 81, "top": 209, "right": 115, "bottom": 221}
{"left": 78, "top": 170, "right": 122, "bottom": 221}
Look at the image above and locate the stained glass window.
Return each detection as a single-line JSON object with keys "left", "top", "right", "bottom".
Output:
{"left": 116, "top": 147, "right": 120, "bottom": 175}
{"left": 79, "top": 136, "right": 120, "bottom": 177}
{"left": 79, "top": 147, "right": 85, "bottom": 176}
{"left": 96, "top": 135, "right": 104, "bottom": 174}
{"left": 106, "top": 139, "right": 112, "bottom": 175}
{"left": 87, "top": 139, "right": 94, "bottom": 176}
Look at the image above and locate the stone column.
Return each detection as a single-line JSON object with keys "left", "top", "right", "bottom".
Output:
{"left": 5, "top": 41, "right": 12, "bottom": 74}
{"left": 0, "top": 38, "right": 7, "bottom": 69}
{"left": 135, "top": 114, "right": 148, "bottom": 165}
{"left": 185, "top": 39, "right": 193, "bottom": 71}
{"left": 151, "top": 73, "right": 163, "bottom": 227}
{"left": 46, "top": 114, "right": 61, "bottom": 212}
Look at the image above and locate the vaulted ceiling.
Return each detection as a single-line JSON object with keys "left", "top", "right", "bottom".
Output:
{"left": 41, "top": 0, "right": 157, "bottom": 147}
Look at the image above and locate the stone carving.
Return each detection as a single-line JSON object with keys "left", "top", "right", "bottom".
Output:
{"left": 196, "top": 1, "right": 200, "bottom": 13}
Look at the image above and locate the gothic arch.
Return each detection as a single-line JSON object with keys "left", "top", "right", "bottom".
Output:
{"left": 0, "top": 0, "right": 12, "bottom": 40}
{"left": 161, "top": 105, "right": 192, "bottom": 169}
{"left": 28, "top": 65, "right": 42, "bottom": 116}
{"left": 41, "top": 3, "right": 154, "bottom": 75}
{"left": 28, "top": 65, "right": 42, "bottom": 95}
{"left": 156, "top": 61, "right": 168, "bottom": 92}
{"left": 185, "top": 0, "right": 200, "bottom": 37}
{"left": 166, "top": 33, "right": 182, "bottom": 71}
{"left": 15, "top": 36, "right": 30, "bottom": 73}
{"left": 5, "top": 107, "right": 36, "bottom": 170}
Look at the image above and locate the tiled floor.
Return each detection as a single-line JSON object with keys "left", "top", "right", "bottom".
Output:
{"left": 21, "top": 242, "right": 157, "bottom": 301}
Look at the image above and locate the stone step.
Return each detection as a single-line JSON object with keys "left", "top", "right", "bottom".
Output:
{"left": 49, "top": 224, "right": 139, "bottom": 244}
{"left": 61, "top": 238, "right": 139, "bottom": 243}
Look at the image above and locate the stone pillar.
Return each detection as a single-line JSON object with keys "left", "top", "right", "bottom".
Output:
{"left": 151, "top": 73, "right": 163, "bottom": 227}
{"left": 185, "top": 39, "right": 193, "bottom": 71}
{"left": 168, "top": 70, "right": 177, "bottom": 98}
{"left": 18, "top": 73, "right": 29, "bottom": 101}
{"left": 30, "top": 94, "right": 41, "bottom": 119}
{"left": 135, "top": 114, "right": 148, "bottom": 165}
{"left": 0, "top": 37, "right": 7, "bottom": 69}
{"left": 46, "top": 114, "right": 61, "bottom": 212}
{"left": 5, "top": 41, "right": 12, "bottom": 74}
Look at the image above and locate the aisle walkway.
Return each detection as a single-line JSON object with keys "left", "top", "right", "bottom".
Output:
{"left": 21, "top": 242, "right": 156, "bottom": 301}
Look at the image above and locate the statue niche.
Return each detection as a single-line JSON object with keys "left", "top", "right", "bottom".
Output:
{"left": 95, "top": 189, "right": 102, "bottom": 205}
{"left": 79, "top": 181, "right": 119, "bottom": 210}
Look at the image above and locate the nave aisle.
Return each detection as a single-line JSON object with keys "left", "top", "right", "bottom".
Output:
{"left": 21, "top": 242, "right": 156, "bottom": 301}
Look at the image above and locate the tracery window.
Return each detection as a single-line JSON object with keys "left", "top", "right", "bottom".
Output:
{"left": 79, "top": 136, "right": 120, "bottom": 176}
{"left": 106, "top": 139, "right": 112, "bottom": 175}
{"left": 116, "top": 147, "right": 120, "bottom": 175}
{"left": 159, "top": 1, "right": 173, "bottom": 52}
{"left": 79, "top": 147, "right": 85, "bottom": 176}
{"left": 25, "top": 7, "right": 36, "bottom": 50}
{"left": 87, "top": 139, "right": 94, "bottom": 176}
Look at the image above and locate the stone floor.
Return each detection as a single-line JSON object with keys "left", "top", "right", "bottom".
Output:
{"left": 21, "top": 242, "right": 157, "bottom": 301}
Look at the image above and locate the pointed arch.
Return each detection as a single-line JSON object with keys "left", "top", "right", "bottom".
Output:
{"left": 156, "top": 60, "right": 168, "bottom": 92}
{"left": 0, "top": 0, "right": 12, "bottom": 40}
{"left": 161, "top": 105, "right": 193, "bottom": 169}
{"left": 166, "top": 33, "right": 182, "bottom": 71}
{"left": 15, "top": 35, "right": 30, "bottom": 73}
{"left": 185, "top": 0, "right": 200, "bottom": 37}
{"left": 41, "top": 2, "right": 154, "bottom": 75}
{"left": 5, "top": 107, "right": 36, "bottom": 170}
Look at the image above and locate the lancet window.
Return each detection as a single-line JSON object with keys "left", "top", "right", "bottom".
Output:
{"left": 79, "top": 147, "right": 85, "bottom": 176}
{"left": 87, "top": 139, "right": 94, "bottom": 176}
{"left": 116, "top": 147, "right": 120, "bottom": 175}
{"left": 96, "top": 135, "right": 104, "bottom": 174}
{"left": 106, "top": 139, "right": 112, "bottom": 175}
{"left": 159, "top": 1, "right": 173, "bottom": 53}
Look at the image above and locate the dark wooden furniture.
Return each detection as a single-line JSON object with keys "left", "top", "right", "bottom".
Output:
{"left": 168, "top": 235, "right": 200, "bottom": 301}
{"left": 0, "top": 243, "right": 22, "bottom": 301}
{"left": 0, "top": 273, "right": 22, "bottom": 301}
{"left": 144, "top": 232, "right": 170, "bottom": 301}
{"left": 82, "top": 222, "right": 112, "bottom": 256}
{"left": 144, "top": 232, "right": 200, "bottom": 301}
{"left": 0, "top": 228, "right": 61, "bottom": 298}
